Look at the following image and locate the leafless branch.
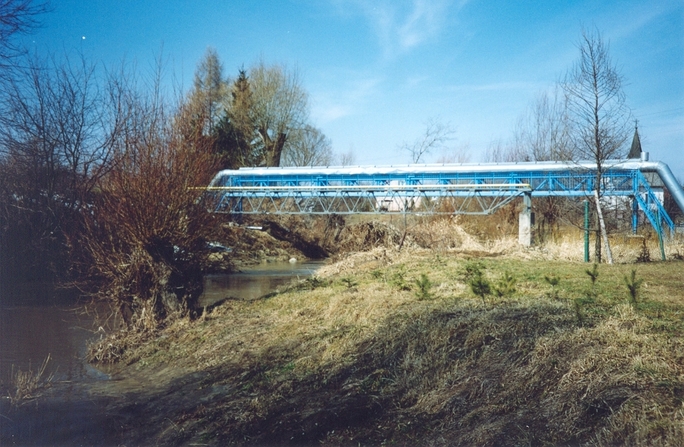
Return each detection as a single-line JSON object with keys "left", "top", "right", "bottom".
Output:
{"left": 401, "top": 118, "right": 456, "bottom": 163}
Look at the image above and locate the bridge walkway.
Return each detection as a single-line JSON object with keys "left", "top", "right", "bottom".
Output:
{"left": 206, "top": 160, "right": 684, "bottom": 242}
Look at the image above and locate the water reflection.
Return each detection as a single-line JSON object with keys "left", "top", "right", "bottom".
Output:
{"left": 1, "top": 261, "right": 324, "bottom": 384}
{"left": 200, "top": 260, "right": 324, "bottom": 307}
{"left": 0, "top": 306, "right": 107, "bottom": 384}
{"left": 1, "top": 261, "right": 324, "bottom": 445}
{"left": 0, "top": 291, "right": 102, "bottom": 385}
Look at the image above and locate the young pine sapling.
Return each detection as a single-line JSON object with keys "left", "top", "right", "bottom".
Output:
{"left": 494, "top": 271, "right": 517, "bottom": 299}
{"left": 414, "top": 273, "right": 433, "bottom": 300}
{"left": 544, "top": 275, "right": 561, "bottom": 300}
{"left": 585, "top": 263, "right": 599, "bottom": 297}
{"left": 624, "top": 269, "right": 644, "bottom": 309}
{"left": 468, "top": 268, "right": 492, "bottom": 306}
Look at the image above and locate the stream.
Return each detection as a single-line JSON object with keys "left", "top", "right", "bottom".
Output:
{"left": 0, "top": 260, "right": 323, "bottom": 446}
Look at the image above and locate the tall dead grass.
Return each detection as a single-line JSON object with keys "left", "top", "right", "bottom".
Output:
{"left": 335, "top": 216, "right": 684, "bottom": 265}
{"left": 4, "top": 354, "right": 53, "bottom": 406}
{"left": 102, "top": 241, "right": 684, "bottom": 446}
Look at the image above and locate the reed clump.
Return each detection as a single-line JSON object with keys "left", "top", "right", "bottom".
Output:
{"left": 4, "top": 354, "right": 53, "bottom": 406}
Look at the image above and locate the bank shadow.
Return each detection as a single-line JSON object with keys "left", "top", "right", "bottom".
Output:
{"left": 59, "top": 301, "right": 596, "bottom": 446}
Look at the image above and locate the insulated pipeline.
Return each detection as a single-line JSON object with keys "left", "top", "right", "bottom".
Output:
{"left": 209, "top": 159, "right": 684, "bottom": 215}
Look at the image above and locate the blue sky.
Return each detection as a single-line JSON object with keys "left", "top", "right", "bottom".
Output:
{"left": 23, "top": 0, "right": 684, "bottom": 175}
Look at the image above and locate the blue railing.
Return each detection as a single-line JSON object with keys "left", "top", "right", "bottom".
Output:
{"left": 206, "top": 162, "right": 677, "bottom": 239}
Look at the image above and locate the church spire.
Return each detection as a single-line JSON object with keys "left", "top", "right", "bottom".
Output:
{"left": 627, "top": 120, "right": 642, "bottom": 159}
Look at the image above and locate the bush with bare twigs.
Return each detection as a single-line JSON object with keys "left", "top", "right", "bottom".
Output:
{"left": 73, "top": 85, "right": 220, "bottom": 344}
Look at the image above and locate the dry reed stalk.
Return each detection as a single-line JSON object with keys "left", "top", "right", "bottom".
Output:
{"left": 327, "top": 217, "right": 682, "bottom": 267}
{"left": 7, "top": 354, "right": 53, "bottom": 405}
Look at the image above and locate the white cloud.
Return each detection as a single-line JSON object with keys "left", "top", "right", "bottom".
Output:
{"left": 605, "top": 0, "right": 682, "bottom": 42}
{"left": 397, "top": 0, "right": 450, "bottom": 50}
{"left": 311, "top": 75, "right": 384, "bottom": 124}
{"left": 446, "top": 81, "right": 543, "bottom": 93}
{"left": 314, "top": 104, "right": 351, "bottom": 123}
{"left": 331, "top": 0, "right": 467, "bottom": 58}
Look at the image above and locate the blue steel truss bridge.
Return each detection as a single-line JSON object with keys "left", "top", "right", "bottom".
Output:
{"left": 206, "top": 159, "right": 684, "bottom": 240}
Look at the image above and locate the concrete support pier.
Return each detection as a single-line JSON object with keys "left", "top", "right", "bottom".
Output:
{"left": 519, "top": 193, "right": 532, "bottom": 246}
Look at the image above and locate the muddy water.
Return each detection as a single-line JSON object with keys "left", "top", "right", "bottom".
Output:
{"left": 0, "top": 261, "right": 323, "bottom": 445}
{"left": 200, "top": 260, "right": 324, "bottom": 307}
{"left": 0, "top": 286, "right": 105, "bottom": 387}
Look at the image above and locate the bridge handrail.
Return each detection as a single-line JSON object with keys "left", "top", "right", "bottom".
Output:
{"left": 203, "top": 183, "right": 532, "bottom": 192}
{"left": 209, "top": 159, "right": 683, "bottom": 217}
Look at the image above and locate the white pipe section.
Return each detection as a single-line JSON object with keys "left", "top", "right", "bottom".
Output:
{"left": 210, "top": 160, "right": 684, "bottom": 215}
{"left": 648, "top": 161, "right": 684, "bottom": 216}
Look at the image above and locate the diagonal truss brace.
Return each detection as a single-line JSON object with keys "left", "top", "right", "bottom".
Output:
{"left": 206, "top": 183, "right": 532, "bottom": 216}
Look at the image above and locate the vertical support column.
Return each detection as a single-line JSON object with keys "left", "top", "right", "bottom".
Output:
{"left": 236, "top": 198, "right": 243, "bottom": 225}
{"left": 519, "top": 192, "right": 532, "bottom": 246}
{"left": 584, "top": 200, "right": 590, "bottom": 263}
{"left": 657, "top": 208, "right": 666, "bottom": 261}
{"left": 631, "top": 195, "right": 638, "bottom": 234}
{"left": 631, "top": 173, "right": 638, "bottom": 235}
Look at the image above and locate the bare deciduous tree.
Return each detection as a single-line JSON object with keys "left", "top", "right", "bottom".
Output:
{"left": 562, "top": 29, "right": 631, "bottom": 169}
{"left": 76, "top": 73, "right": 219, "bottom": 329}
{"left": 0, "top": 0, "right": 46, "bottom": 70}
{"left": 401, "top": 118, "right": 456, "bottom": 163}
{"left": 562, "top": 28, "right": 631, "bottom": 262}
{"left": 0, "top": 54, "right": 126, "bottom": 197}
{"left": 0, "top": 53, "right": 127, "bottom": 282}
{"left": 435, "top": 143, "right": 471, "bottom": 164}
{"left": 338, "top": 149, "right": 356, "bottom": 166}
{"left": 282, "top": 125, "right": 333, "bottom": 167}
{"left": 509, "top": 89, "right": 576, "bottom": 242}
{"left": 247, "top": 61, "right": 309, "bottom": 167}
{"left": 515, "top": 88, "right": 574, "bottom": 162}
{"left": 483, "top": 139, "right": 524, "bottom": 163}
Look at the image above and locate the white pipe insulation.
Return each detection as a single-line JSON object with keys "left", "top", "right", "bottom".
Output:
{"left": 211, "top": 159, "right": 684, "bottom": 215}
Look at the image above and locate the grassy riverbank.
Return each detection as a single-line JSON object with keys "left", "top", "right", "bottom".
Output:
{"left": 92, "top": 241, "right": 684, "bottom": 446}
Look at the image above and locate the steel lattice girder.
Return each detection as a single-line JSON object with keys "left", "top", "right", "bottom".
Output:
{"left": 204, "top": 165, "right": 677, "bottom": 238}
{"left": 208, "top": 183, "right": 532, "bottom": 215}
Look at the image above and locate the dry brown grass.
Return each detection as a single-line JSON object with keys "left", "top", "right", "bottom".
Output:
{"left": 94, "top": 220, "right": 684, "bottom": 445}
{"left": 4, "top": 354, "right": 53, "bottom": 406}
{"left": 323, "top": 213, "right": 680, "bottom": 257}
